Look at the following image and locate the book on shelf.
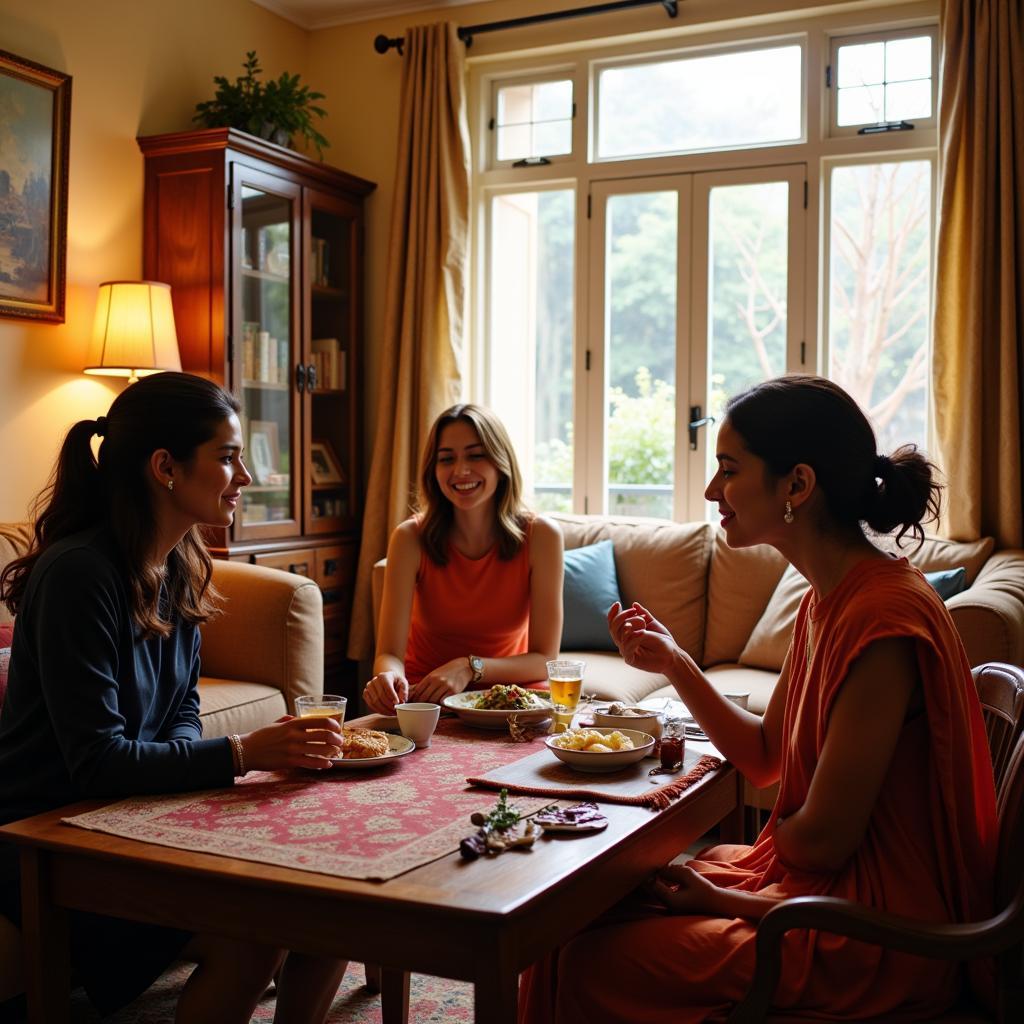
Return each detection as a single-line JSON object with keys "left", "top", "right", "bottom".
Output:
{"left": 239, "top": 324, "right": 289, "bottom": 385}
{"left": 311, "top": 337, "right": 345, "bottom": 390}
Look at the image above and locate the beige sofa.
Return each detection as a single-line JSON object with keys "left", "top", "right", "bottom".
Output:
{"left": 372, "top": 513, "right": 1024, "bottom": 713}
{"left": 0, "top": 522, "right": 325, "bottom": 1004}
{"left": 549, "top": 513, "right": 1024, "bottom": 712}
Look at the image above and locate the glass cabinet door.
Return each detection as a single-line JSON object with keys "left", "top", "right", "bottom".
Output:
{"left": 305, "top": 189, "right": 359, "bottom": 534}
{"left": 232, "top": 166, "right": 302, "bottom": 539}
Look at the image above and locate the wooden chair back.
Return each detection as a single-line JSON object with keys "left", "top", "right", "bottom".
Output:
{"left": 974, "top": 662, "right": 1024, "bottom": 789}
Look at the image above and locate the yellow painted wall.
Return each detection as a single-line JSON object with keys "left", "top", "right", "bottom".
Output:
{"left": 0, "top": 0, "right": 308, "bottom": 520}
{"left": 0, "top": 0, "right": 907, "bottom": 520}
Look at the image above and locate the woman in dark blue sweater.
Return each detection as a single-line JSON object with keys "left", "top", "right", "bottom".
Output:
{"left": 0, "top": 373, "right": 347, "bottom": 1022}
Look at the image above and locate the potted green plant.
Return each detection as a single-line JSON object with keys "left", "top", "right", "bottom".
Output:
{"left": 193, "top": 51, "right": 329, "bottom": 158}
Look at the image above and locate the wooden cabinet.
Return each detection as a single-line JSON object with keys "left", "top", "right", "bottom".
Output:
{"left": 139, "top": 128, "right": 375, "bottom": 697}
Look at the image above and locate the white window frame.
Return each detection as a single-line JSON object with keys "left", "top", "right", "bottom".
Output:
{"left": 486, "top": 67, "right": 583, "bottom": 171}
{"left": 828, "top": 24, "right": 939, "bottom": 138}
{"left": 467, "top": 1, "right": 940, "bottom": 521}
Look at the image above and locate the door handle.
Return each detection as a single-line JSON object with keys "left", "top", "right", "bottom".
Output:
{"left": 688, "top": 405, "right": 716, "bottom": 450}
{"left": 295, "top": 363, "right": 307, "bottom": 392}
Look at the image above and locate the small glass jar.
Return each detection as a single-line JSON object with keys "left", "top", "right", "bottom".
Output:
{"left": 659, "top": 718, "right": 685, "bottom": 768}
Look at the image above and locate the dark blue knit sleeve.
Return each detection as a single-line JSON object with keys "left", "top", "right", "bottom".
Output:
{"left": 30, "top": 548, "right": 234, "bottom": 797}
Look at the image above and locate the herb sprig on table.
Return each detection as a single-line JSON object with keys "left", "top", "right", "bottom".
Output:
{"left": 460, "top": 789, "right": 556, "bottom": 860}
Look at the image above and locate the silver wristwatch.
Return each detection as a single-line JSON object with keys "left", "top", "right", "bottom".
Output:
{"left": 468, "top": 655, "right": 485, "bottom": 684}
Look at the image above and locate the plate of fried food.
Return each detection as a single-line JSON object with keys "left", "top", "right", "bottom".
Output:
{"left": 442, "top": 684, "right": 553, "bottom": 730}
{"left": 328, "top": 727, "right": 415, "bottom": 769}
{"left": 545, "top": 727, "right": 655, "bottom": 773}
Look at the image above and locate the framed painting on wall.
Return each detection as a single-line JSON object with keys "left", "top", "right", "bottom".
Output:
{"left": 0, "top": 49, "right": 71, "bottom": 324}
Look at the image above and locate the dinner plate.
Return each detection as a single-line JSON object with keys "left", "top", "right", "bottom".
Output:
{"left": 442, "top": 690, "right": 553, "bottom": 730}
{"left": 329, "top": 733, "right": 415, "bottom": 769}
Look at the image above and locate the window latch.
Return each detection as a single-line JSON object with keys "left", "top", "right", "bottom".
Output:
{"left": 688, "top": 406, "right": 716, "bottom": 451}
{"left": 858, "top": 120, "right": 915, "bottom": 135}
{"left": 511, "top": 156, "right": 552, "bottom": 167}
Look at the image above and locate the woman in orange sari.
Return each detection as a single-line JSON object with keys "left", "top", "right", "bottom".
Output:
{"left": 520, "top": 375, "right": 997, "bottom": 1022}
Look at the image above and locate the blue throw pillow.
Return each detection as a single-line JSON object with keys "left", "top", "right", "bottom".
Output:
{"left": 561, "top": 540, "right": 623, "bottom": 651}
{"left": 924, "top": 567, "right": 967, "bottom": 600}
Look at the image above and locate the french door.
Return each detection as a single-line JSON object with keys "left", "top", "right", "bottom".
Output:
{"left": 585, "top": 164, "right": 806, "bottom": 521}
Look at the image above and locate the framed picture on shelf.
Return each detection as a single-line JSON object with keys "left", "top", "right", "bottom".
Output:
{"left": 310, "top": 440, "right": 345, "bottom": 485}
{"left": 249, "top": 419, "right": 281, "bottom": 485}
{"left": 0, "top": 49, "right": 72, "bottom": 323}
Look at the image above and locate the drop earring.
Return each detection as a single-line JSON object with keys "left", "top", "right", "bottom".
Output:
{"left": 783, "top": 499, "right": 794, "bottom": 524}
{"left": 167, "top": 479, "right": 174, "bottom": 492}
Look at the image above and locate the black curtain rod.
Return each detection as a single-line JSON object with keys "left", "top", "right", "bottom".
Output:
{"left": 373, "top": 0, "right": 679, "bottom": 55}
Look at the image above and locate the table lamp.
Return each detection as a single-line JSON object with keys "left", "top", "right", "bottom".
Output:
{"left": 83, "top": 281, "right": 182, "bottom": 384}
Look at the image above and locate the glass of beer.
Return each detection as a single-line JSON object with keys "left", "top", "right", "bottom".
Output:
{"left": 295, "top": 695, "right": 347, "bottom": 756}
{"left": 546, "top": 659, "right": 585, "bottom": 733}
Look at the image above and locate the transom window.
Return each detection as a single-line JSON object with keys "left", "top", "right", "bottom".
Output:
{"left": 830, "top": 28, "right": 938, "bottom": 134}
{"left": 594, "top": 43, "right": 803, "bottom": 160}
{"left": 492, "top": 77, "right": 574, "bottom": 164}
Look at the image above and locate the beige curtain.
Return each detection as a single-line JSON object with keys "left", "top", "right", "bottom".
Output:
{"left": 347, "top": 23, "right": 471, "bottom": 659}
{"left": 933, "top": 0, "right": 1024, "bottom": 548}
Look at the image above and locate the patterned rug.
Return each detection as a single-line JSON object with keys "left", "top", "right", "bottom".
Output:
{"left": 69, "top": 962, "right": 474, "bottom": 1022}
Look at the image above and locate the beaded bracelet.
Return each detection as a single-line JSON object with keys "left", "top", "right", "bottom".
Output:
{"left": 230, "top": 733, "right": 248, "bottom": 776}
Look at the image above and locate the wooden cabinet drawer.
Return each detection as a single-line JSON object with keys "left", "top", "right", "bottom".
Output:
{"left": 253, "top": 549, "right": 316, "bottom": 578}
{"left": 314, "top": 544, "right": 356, "bottom": 592}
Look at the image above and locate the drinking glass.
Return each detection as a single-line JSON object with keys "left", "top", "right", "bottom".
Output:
{"left": 546, "top": 659, "right": 585, "bottom": 733}
{"left": 295, "top": 694, "right": 347, "bottom": 757}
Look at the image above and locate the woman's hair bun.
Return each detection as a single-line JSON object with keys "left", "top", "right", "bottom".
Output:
{"left": 862, "top": 444, "right": 941, "bottom": 545}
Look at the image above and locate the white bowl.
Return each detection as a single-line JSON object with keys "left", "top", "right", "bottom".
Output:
{"left": 592, "top": 708, "right": 663, "bottom": 744}
{"left": 545, "top": 728, "right": 655, "bottom": 773}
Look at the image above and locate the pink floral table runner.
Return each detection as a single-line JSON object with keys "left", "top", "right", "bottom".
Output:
{"left": 62, "top": 721, "right": 554, "bottom": 881}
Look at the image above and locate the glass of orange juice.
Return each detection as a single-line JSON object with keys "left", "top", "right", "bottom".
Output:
{"left": 546, "top": 659, "right": 585, "bottom": 733}
{"left": 295, "top": 695, "right": 346, "bottom": 756}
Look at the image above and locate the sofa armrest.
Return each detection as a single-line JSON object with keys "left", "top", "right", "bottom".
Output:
{"left": 947, "top": 549, "right": 1024, "bottom": 668}
{"left": 200, "top": 560, "right": 324, "bottom": 714}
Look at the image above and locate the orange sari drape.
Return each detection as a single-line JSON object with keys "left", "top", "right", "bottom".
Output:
{"left": 521, "top": 558, "right": 997, "bottom": 1022}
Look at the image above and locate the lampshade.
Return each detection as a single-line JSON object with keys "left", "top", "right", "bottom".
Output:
{"left": 84, "top": 281, "right": 182, "bottom": 384}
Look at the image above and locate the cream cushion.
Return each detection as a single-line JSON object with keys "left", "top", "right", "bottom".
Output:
{"left": 703, "top": 534, "right": 787, "bottom": 666}
{"left": 0, "top": 524, "right": 33, "bottom": 626}
{"left": 198, "top": 678, "right": 287, "bottom": 738}
{"left": 738, "top": 565, "right": 811, "bottom": 671}
{"left": 551, "top": 514, "right": 712, "bottom": 664}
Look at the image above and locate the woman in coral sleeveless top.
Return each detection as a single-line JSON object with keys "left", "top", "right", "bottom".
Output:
{"left": 363, "top": 404, "right": 563, "bottom": 713}
{"left": 520, "top": 375, "right": 997, "bottom": 1023}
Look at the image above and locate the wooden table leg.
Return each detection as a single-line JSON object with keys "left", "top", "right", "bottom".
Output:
{"left": 380, "top": 967, "right": 410, "bottom": 1024}
{"left": 363, "top": 962, "right": 381, "bottom": 993}
{"left": 718, "top": 770, "right": 745, "bottom": 845}
{"left": 474, "top": 963, "right": 519, "bottom": 1024}
{"left": 20, "top": 848, "right": 70, "bottom": 1024}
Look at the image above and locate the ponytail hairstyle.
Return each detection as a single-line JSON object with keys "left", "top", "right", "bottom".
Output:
{"left": 725, "top": 374, "right": 942, "bottom": 547}
{"left": 1, "top": 371, "right": 241, "bottom": 636}
{"left": 416, "top": 403, "right": 528, "bottom": 566}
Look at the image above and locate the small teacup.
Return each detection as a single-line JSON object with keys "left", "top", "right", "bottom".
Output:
{"left": 723, "top": 692, "right": 750, "bottom": 711}
{"left": 395, "top": 702, "right": 441, "bottom": 749}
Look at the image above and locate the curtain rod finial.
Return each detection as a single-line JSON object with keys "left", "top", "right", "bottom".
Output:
{"left": 374, "top": 34, "right": 404, "bottom": 55}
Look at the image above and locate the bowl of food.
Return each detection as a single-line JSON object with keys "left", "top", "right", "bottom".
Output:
{"left": 443, "top": 684, "right": 553, "bottom": 729}
{"left": 545, "top": 727, "right": 655, "bottom": 773}
{"left": 592, "top": 702, "right": 663, "bottom": 745}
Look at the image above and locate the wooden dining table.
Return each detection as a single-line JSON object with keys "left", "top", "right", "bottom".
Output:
{"left": 1, "top": 720, "right": 742, "bottom": 1024}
